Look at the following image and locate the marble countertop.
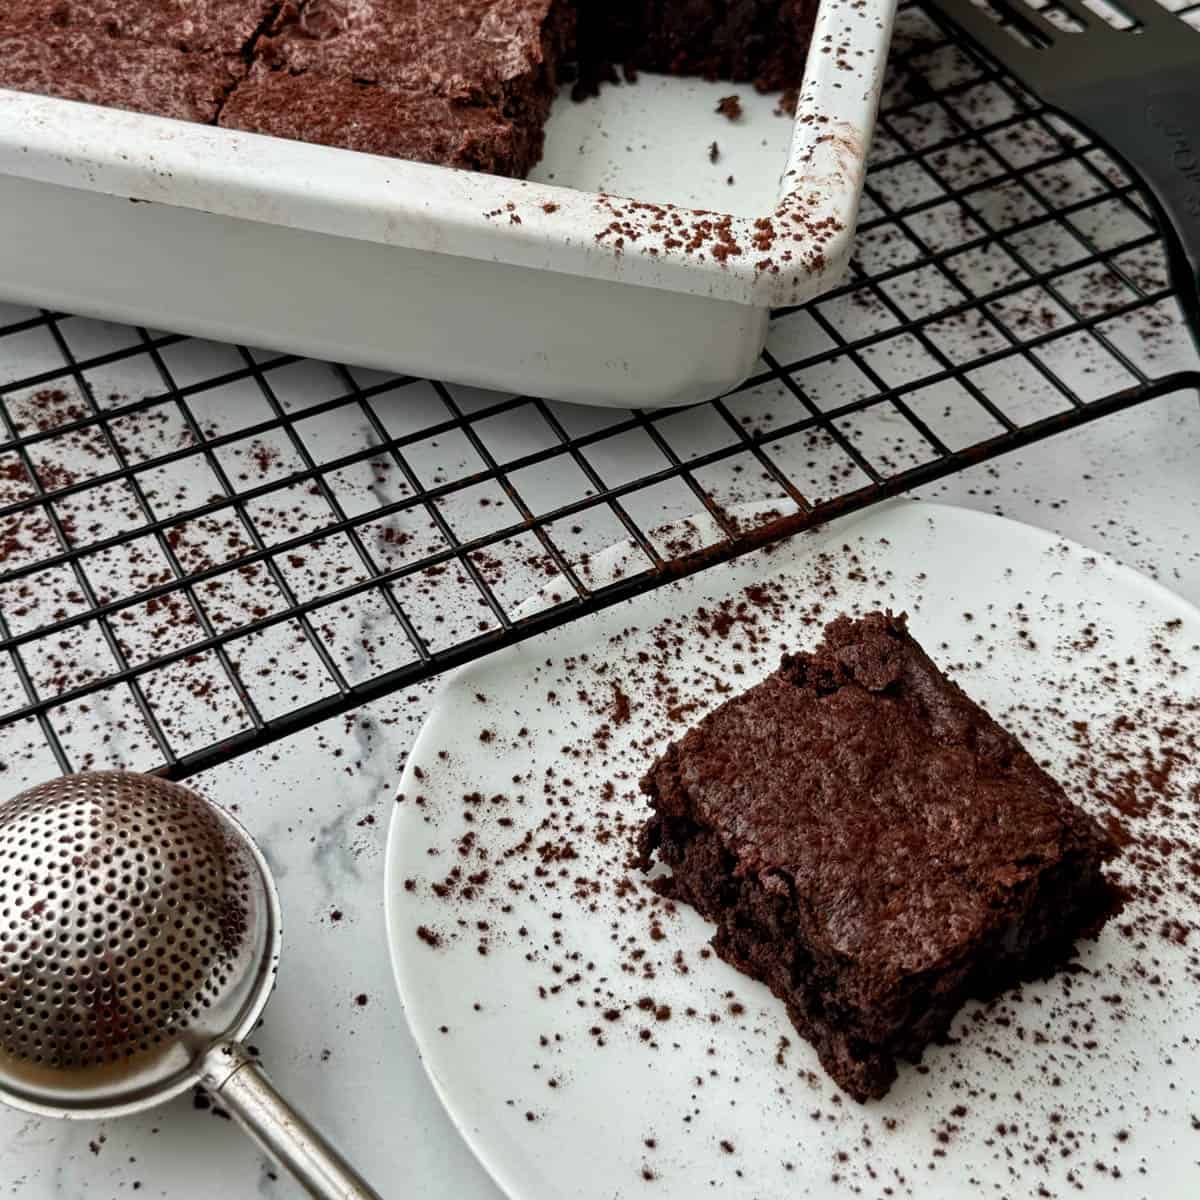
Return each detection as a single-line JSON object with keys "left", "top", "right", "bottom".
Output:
{"left": 5, "top": 3, "right": 1200, "bottom": 1186}
{"left": 4, "top": 376, "right": 1195, "bottom": 1200}
{"left": 2, "top": 372, "right": 1196, "bottom": 1199}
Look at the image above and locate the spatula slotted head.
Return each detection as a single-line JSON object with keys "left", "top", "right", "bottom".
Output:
{"left": 0, "top": 773, "right": 280, "bottom": 1117}
{"left": 932, "top": 0, "right": 1200, "bottom": 96}
{"left": 924, "top": 0, "right": 1200, "bottom": 344}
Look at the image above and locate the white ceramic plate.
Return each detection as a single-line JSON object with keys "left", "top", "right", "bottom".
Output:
{"left": 385, "top": 500, "right": 1200, "bottom": 1200}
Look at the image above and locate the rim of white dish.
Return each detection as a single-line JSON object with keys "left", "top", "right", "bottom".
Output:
{"left": 384, "top": 497, "right": 1200, "bottom": 1200}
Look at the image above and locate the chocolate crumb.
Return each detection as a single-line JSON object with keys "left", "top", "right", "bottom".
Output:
{"left": 716, "top": 95, "right": 743, "bottom": 122}
{"left": 775, "top": 87, "right": 799, "bottom": 117}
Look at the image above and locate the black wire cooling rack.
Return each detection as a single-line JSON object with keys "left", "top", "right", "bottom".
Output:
{"left": 1, "top": 0, "right": 1198, "bottom": 782}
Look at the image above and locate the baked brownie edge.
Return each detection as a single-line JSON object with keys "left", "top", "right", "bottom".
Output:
{"left": 0, "top": 32, "right": 242, "bottom": 124}
{"left": 636, "top": 611, "right": 1123, "bottom": 1101}
{"left": 574, "top": 0, "right": 819, "bottom": 97}
{"left": 226, "top": 0, "right": 573, "bottom": 175}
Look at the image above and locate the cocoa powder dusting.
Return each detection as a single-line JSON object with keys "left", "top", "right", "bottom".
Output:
{"left": 401, "top": 527, "right": 1200, "bottom": 1193}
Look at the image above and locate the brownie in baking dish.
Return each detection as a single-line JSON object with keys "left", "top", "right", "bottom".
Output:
{"left": 635, "top": 611, "right": 1123, "bottom": 1101}
{"left": 0, "top": 0, "right": 818, "bottom": 176}
{"left": 573, "top": 0, "right": 819, "bottom": 95}
{"left": 0, "top": 31, "right": 243, "bottom": 124}
{"left": 222, "top": 0, "right": 575, "bottom": 176}
{"left": 220, "top": 65, "right": 544, "bottom": 173}
{"left": 0, "top": 0, "right": 280, "bottom": 54}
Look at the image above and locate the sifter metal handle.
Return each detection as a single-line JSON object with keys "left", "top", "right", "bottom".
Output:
{"left": 202, "top": 1042, "right": 382, "bottom": 1200}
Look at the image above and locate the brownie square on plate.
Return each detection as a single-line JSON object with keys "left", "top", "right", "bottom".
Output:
{"left": 636, "top": 611, "right": 1123, "bottom": 1101}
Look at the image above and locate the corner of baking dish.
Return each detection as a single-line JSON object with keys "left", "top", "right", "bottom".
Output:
{"left": 0, "top": 0, "right": 895, "bottom": 310}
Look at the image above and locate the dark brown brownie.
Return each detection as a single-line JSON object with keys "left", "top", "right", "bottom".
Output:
{"left": 574, "top": 0, "right": 818, "bottom": 96}
{"left": 220, "top": 64, "right": 538, "bottom": 173}
{"left": 419, "top": 0, "right": 576, "bottom": 170}
{"left": 0, "top": 32, "right": 242, "bottom": 123}
{"left": 254, "top": 1, "right": 574, "bottom": 97}
{"left": 250, "top": 0, "right": 427, "bottom": 84}
{"left": 0, "top": 0, "right": 278, "bottom": 55}
{"left": 0, "top": 0, "right": 817, "bottom": 176}
{"left": 636, "top": 611, "right": 1123, "bottom": 1101}
{"left": 102, "top": 0, "right": 280, "bottom": 54}
{"left": 235, "top": 0, "right": 573, "bottom": 174}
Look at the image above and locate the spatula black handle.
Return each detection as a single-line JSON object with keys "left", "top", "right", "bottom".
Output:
{"left": 1066, "top": 66, "right": 1200, "bottom": 337}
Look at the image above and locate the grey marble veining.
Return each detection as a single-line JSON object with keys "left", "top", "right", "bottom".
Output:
{"left": 2, "top": 383, "right": 1198, "bottom": 1198}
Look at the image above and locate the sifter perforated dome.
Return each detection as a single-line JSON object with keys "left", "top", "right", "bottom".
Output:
{"left": 0, "top": 772, "right": 278, "bottom": 1113}
{"left": 0, "top": 773, "right": 380, "bottom": 1199}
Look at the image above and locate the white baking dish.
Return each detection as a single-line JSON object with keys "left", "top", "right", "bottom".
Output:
{"left": 0, "top": 0, "right": 896, "bottom": 408}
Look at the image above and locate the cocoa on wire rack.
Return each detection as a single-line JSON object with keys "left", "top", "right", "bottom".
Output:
{"left": 0, "top": 1, "right": 1197, "bottom": 780}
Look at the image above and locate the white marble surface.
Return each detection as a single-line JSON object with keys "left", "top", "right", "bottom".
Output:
{"left": 0, "top": 368, "right": 1196, "bottom": 1198}
{"left": 4, "top": 6, "right": 1200, "bottom": 1189}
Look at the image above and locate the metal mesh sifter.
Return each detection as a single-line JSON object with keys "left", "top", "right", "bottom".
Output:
{"left": 0, "top": 772, "right": 380, "bottom": 1200}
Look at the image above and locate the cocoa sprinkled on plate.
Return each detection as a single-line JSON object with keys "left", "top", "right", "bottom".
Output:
{"left": 392, "top": 503, "right": 1200, "bottom": 1196}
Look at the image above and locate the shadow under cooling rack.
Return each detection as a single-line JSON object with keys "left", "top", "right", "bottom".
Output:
{"left": 0, "top": 0, "right": 1198, "bottom": 781}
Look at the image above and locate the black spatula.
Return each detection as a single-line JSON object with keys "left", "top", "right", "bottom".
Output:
{"left": 922, "top": 0, "right": 1200, "bottom": 341}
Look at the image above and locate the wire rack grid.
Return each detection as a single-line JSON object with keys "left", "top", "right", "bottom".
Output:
{"left": 0, "top": 0, "right": 1197, "bottom": 783}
